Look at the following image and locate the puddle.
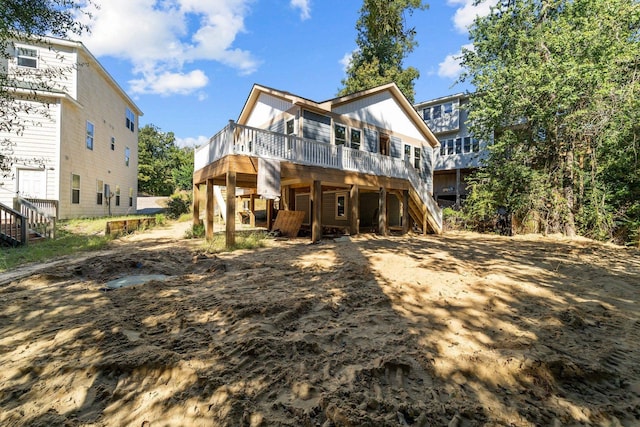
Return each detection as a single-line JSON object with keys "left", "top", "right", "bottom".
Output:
{"left": 104, "top": 274, "right": 168, "bottom": 290}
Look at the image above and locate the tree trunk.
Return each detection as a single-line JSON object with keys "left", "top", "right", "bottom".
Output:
{"left": 563, "top": 141, "right": 576, "bottom": 237}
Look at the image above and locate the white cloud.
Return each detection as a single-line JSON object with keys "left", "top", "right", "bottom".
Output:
{"left": 290, "top": 0, "right": 311, "bottom": 20}
{"left": 447, "top": 0, "right": 497, "bottom": 33}
{"left": 438, "top": 43, "right": 473, "bottom": 79}
{"left": 339, "top": 51, "right": 354, "bottom": 72}
{"left": 129, "top": 70, "right": 209, "bottom": 96}
{"left": 78, "top": 0, "right": 259, "bottom": 96}
{"left": 175, "top": 135, "right": 211, "bottom": 148}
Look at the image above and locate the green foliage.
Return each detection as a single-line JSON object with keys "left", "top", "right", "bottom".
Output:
{"left": 165, "top": 192, "right": 191, "bottom": 219}
{"left": 201, "top": 231, "right": 268, "bottom": 253}
{"left": 338, "top": 0, "right": 427, "bottom": 102}
{"left": 0, "top": 218, "right": 112, "bottom": 272}
{"left": 138, "top": 124, "right": 194, "bottom": 196}
{"left": 185, "top": 223, "right": 205, "bottom": 239}
{"left": 460, "top": 0, "right": 640, "bottom": 243}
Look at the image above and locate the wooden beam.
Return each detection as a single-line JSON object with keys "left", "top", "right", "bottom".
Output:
{"left": 349, "top": 184, "right": 359, "bottom": 236}
{"left": 266, "top": 199, "right": 274, "bottom": 230}
{"left": 249, "top": 194, "right": 256, "bottom": 227}
{"left": 205, "top": 179, "right": 214, "bottom": 240}
{"left": 402, "top": 189, "right": 409, "bottom": 235}
{"left": 378, "top": 187, "right": 387, "bottom": 236}
{"left": 226, "top": 171, "right": 236, "bottom": 247}
{"left": 192, "top": 183, "right": 201, "bottom": 226}
{"left": 280, "top": 162, "right": 410, "bottom": 190}
{"left": 311, "top": 180, "right": 322, "bottom": 242}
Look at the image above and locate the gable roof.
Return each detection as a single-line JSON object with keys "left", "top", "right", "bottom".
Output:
{"left": 237, "top": 83, "right": 439, "bottom": 148}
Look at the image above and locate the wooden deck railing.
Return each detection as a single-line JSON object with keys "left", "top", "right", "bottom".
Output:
{"left": 195, "top": 121, "right": 443, "bottom": 232}
{"left": 0, "top": 203, "right": 27, "bottom": 246}
{"left": 13, "top": 197, "right": 56, "bottom": 241}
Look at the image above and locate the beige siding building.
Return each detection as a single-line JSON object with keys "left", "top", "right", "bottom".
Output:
{"left": 0, "top": 36, "right": 142, "bottom": 219}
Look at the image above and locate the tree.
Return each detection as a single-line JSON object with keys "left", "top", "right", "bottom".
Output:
{"left": 138, "top": 124, "right": 194, "bottom": 196}
{"left": 338, "top": 0, "right": 427, "bottom": 102}
{"left": 1, "top": 0, "right": 93, "bottom": 176}
{"left": 460, "top": 0, "right": 640, "bottom": 243}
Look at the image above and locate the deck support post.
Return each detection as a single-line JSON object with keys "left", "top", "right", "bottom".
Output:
{"left": 378, "top": 187, "right": 387, "bottom": 236}
{"left": 249, "top": 194, "right": 256, "bottom": 227}
{"left": 349, "top": 184, "right": 359, "bottom": 236}
{"left": 205, "top": 179, "right": 214, "bottom": 240}
{"left": 193, "top": 183, "right": 201, "bottom": 226}
{"left": 266, "top": 199, "right": 274, "bottom": 230}
{"left": 311, "top": 180, "right": 322, "bottom": 243}
{"left": 402, "top": 190, "right": 409, "bottom": 235}
{"left": 226, "top": 171, "right": 236, "bottom": 248}
{"left": 281, "top": 185, "right": 290, "bottom": 210}
{"left": 456, "top": 168, "right": 461, "bottom": 208}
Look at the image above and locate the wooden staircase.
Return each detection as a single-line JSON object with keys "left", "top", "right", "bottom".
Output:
{"left": 390, "top": 188, "right": 441, "bottom": 234}
{"left": 0, "top": 198, "right": 56, "bottom": 247}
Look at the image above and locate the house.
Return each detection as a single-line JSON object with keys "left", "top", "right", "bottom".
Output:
{"left": 0, "top": 36, "right": 142, "bottom": 220}
{"left": 414, "top": 93, "right": 488, "bottom": 207}
{"left": 193, "top": 83, "right": 443, "bottom": 246}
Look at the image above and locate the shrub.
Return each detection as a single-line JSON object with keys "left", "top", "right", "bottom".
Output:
{"left": 165, "top": 192, "right": 191, "bottom": 219}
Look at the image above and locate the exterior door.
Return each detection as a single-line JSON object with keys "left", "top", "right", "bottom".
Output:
{"left": 379, "top": 133, "right": 390, "bottom": 156}
{"left": 18, "top": 168, "right": 47, "bottom": 199}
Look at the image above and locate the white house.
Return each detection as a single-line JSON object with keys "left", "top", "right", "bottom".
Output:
{"left": 0, "top": 36, "right": 142, "bottom": 219}
{"left": 193, "top": 83, "right": 443, "bottom": 246}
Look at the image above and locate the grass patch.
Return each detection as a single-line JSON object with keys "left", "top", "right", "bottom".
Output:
{"left": 0, "top": 215, "right": 159, "bottom": 272}
{"left": 200, "top": 231, "right": 269, "bottom": 253}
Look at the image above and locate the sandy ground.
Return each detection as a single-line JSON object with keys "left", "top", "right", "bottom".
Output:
{"left": 1, "top": 222, "right": 639, "bottom": 426}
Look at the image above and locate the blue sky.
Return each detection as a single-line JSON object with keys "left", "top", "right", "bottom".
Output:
{"left": 77, "top": 0, "right": 494, "bottom": 147}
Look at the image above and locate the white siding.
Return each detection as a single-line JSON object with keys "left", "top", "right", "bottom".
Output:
{"left": 8, "top": 42, "right": 78, "bottom": 98}
{"left": 0, "top": 100, "right": 60, "bottom": 206}
{"left": 246, "top": 93, "right": 293, "bottom": 128}
{"left": 332, "top": 91, "right": 424, "bottom": 141}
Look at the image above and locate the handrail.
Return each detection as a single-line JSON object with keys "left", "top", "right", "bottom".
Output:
{"left": 195, "top": 121, "right": 443, "bottom": 232}
{"left": 0, "top": 203, "right": 27, "bottom": 246}
{"left": 13, "top": 196, "right": 56, "bottom": 240}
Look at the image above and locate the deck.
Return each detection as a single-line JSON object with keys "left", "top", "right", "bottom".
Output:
{"left": 193, "top": 121, "right": 443, "bottom": 244}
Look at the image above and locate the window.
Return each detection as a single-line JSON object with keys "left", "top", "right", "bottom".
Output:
{"left": 286, "top": 119, "right": 295, "bottom": 135}
{"left": 96, "top": 180, "right": 104, "bottom": 205}
{"left": 463, "top": 137, "right": 471, "bottom": 153}
{"left": 111, "top": 137, "right": 115, "bottom": 151}
{"left": 86, "top": 121, "right": 94, "bottom": 150}
{"left": 125, "top": 147, "right": 130, "bottom": 167}
{"left": 443, "top": 102, "right": 453, "bottom": 114}
{"left": 125, "top": 108, "right": 135, "bottom": 132}
{"left": 71, "top": 174, "right": 80, "bottom": 204}
{"left": 350, "top": 129, "right": 361, "bottom": 150}
{"left": 447, "top": 139, "right": 454, "bottom": 155}
{"left": 414, "top": 147, "right": 421, "bottom": 169}
{"left": 432, "top": 105, "right": 442, "bottom": 119}
{"left": 335, "top": 193, "right": 347, "bottom": 219}
{"left": 404, "top": 144, "right": 412, "bottom": 161}
{"left": 115, "top": 185, "right": 121, "bottom": 206}
{"left": 472, "top": 139, "right": 480, "bottom": 152}
{"left": 129, "top": 188, "right": 133, "bottom": 207}
{"left": 439, "top": 141, "right": 446, "bottom": 156}
{"left": 17, "top": 47, "right": 37, "bottom": 68}
{"left": 455, "top": 138, "right": 462, "bottom": 154}
{"left": 335, "top": 124, "right": 346, "bottom": 146}
{"left": 423, "top": 108, "right": 431, "bottom": 121}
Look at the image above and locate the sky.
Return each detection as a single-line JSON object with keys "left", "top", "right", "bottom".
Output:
{"left": 76, "top": 0, "right": 495, "bottom": 147}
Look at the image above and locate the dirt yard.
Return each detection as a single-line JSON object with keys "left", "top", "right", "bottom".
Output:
{"left": 1, "top": 222, "right": 639, "bottom": 426}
